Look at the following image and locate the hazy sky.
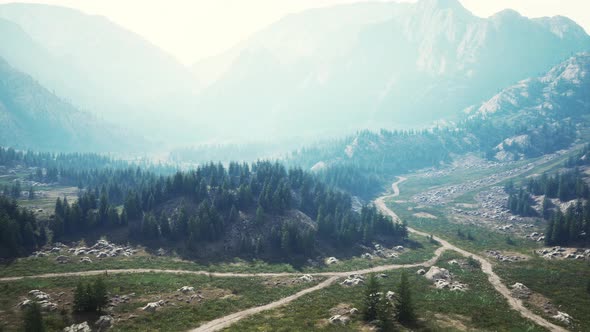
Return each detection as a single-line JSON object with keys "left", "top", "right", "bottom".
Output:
{"left": 0, "top": 0, "right": 589, "bottom": 65}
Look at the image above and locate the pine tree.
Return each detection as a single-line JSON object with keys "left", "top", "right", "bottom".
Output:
{"left": 396, "top": 271, "right": 415, "bottom": 324}
{"left": 93, "top": 277, "right": 108, "bottom": 313}
{"left": 363, "top": 274, "right": 381, "bottom": 322}
{"left": 73, "top": 282, "right": 89, "bottom": 312}
{"left": 23, "top": 301, "right": 45, "bottom": 332}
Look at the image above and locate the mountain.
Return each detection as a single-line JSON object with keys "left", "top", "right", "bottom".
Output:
{"left": 468, "top": 53, "right": 590, "bottom": 161}
{"left": 0, "top": 56, "right": 138, "bottom": 152}
{"left": 192, "top": 0, "right": 590, "bottom": 141}
{"left": 0, "top": 3, "right": 198, "bottom": 140}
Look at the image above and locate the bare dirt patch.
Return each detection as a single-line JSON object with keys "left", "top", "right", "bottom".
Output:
{"left": 413, "top": 212, "right": 438, "bottom": 219}
{"left": 434, "top": 313, "right": 471, "bottom": 330}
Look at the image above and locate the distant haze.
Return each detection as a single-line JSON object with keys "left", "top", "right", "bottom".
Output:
{"left": 0, "top": 0, "right": 588, "bottom": 65}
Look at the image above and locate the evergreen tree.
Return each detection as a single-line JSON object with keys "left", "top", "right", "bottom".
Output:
{"left": 93, "top": 277, "right": 108, "bottom": 313}
{"left": 23, "top": 301, "right": 45, "bottom": 332}
{"left": 363, "top": 274, "right": 381, "bottom": 322}
{"left": 396, "top": 271, "right": 415, "bottom": 324}
{"left": 73, "top": 282, "right": 90, "bottom": 312}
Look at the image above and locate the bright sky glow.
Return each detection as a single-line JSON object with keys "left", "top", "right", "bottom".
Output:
{"left": 0, "top": 0, "right": 588, "bottom": 65}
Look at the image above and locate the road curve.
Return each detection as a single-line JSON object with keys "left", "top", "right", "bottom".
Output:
{"left": 375, "top": 177, "right": 567, "bottom": 332}
{"left": 189, "top": 276, "right": 340, "bottom": 332}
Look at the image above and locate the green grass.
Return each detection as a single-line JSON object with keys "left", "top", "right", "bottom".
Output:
{"left": 495, "top": 258, "right": 590, "bottom": 332}
{"left": 0, "top": 255, "right": 302, "bottom": 278}
{"left": 225, "top": 251, "right": 546, "bottom": 332}
{"left": 0, "top": 233, "right": 440, "bottom": 278}
{"left": 302, "top": 233, "right": 440, "bottom": 273}
{"left": 387, "top": 200, "right": 541, "bottom": 255}
{"left": 0, "top": 272, "right": 322, "bottom": 332}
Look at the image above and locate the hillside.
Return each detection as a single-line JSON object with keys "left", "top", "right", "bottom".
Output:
{"left": 0, "top": 57, "right": 138, "bottom": 152}
{"left": 193, "top": 0, "right": 590, "bottom": 141}
{"left": 0, "top": 3, "right": 198, "bottom": 141}
{"left": 289, "top": 54, "right": 590, "bottom": 197}
{"left": 469, "top": 53, "right": 590, "bottom": 161}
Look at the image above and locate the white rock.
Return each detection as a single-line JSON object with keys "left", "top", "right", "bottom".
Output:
{"left": 329, "top": 315, "right": 350, "bottom": 325}
{"left": 95, "top": 315, "right": 114, "bottom": 331}
{"left": 424, "top": 266, "right": 450, "bottom": 281}
{"left": 64, "top": 322, "right": 91, "bottom": 332}
{"left": 552, "top": 311, "right": 572, "bottom": 325}
{"left": 386, "top": 291, "right": 396, "bottom": 301}
{"left": 142, "top": 302, "right": 160, "bottom": 312}
{"left": 177, "top": 286, "right": 194, "bottom": 293}
{"left": 326, "top": 257, "right": 339, "bottom": 265}
{"left": 416, "top": 269, "right": 426, "bottom": 275}
{"left": 80, "top": 257, "right": 92, "bottom": 263}
{"left": 298, "top": 274, "right": 314, "bottom": 282}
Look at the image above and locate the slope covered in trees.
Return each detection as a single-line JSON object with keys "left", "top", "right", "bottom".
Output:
{"left": 45, "top": 161, "right": 406, "bottom": 262}
{"left": 0, "top": 195, "right": 43, "bottom": 258}
{"left": 504, "top": 161, "right": 590, "bottom": 246}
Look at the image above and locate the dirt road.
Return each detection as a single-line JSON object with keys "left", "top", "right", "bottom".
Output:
{"left": 375, "top": 177, "right": 567, "bottom": 332}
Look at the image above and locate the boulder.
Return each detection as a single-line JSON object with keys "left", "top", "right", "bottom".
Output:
{"left": 298, "top": 274, "right": 314, "bottom": 282}
{"left": 18, "top": 299, "right": 33, "bottom": 309}
{"left": 80, "top": 257, "right": 92, "bottom": 264}
{"left": 552, "top": 311, "right": 572, "bottom": 325}
{"left": 142, "top": 302, "right": 161, "bottom": 313}
{"left": 434, "top": 280, "right": 450, "bottom": 289}
{"left": 386, "top": 291, "right": 396, "bottom": 301}
{"left": 424, "top": 266, "right": 450, "bottom": 281}
{"left": 55, "top": 255, "right": 70, "bottom": 264}
{"left": 96, "top": 252, "right": 108, "bottom": 258}
{"left": 416, "top": 269, "right": 426, "bottom": 275}
{"left": 510, "top": 283, "right": 531, "bottom": 299}
{"left": 177, "top": 286, "right": 194, "bottom": 293}
{"left": 326, "top": 257, "right": 339, "bottom": 265}
{"left": 63, "top": 322, "right": 91, "bottom": 332}
{"left": 393, "top": 245, "right": 404, "bottom": 251}
{"left": 329, "top": 315, "right": 350, "bottom": 325}
{"left": 95, "top": 315, "right": 114, "bottom": 331}
{"left": 349, "top": 308, "right": 359, "bottom": 315}
{"left": 340, "top": 276, "right": 364, "bottom": 286}
{"left": 38, "top": 300, "right": 58, "bottom": 311}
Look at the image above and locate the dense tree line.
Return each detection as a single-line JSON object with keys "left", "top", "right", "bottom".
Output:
{"left": 504, "top": 162, "right": 590, "bottom": 246}
{"left": 526, "top": 169, "right": 590, "bottom": 202}
{"left": 565, "top": 144, "right": 590, "bottom": 168}
{"left": 49, "top": 161, "right": 407, "bottom": 260}
{"left": 545, "top": 201, "right": 590, "bottom": 246}
{"left": 506, "top": 186, "right": 537, "bottom": 217}
{"left": 289, "top": 116, "right": 576, "bottom": 199}
{"left": 0, "top": 195, "right": 44, "bottom": 258}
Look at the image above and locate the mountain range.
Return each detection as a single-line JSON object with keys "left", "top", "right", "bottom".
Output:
{"left": 193, "top": 0, "right": 590, "bottom": 140}
{"left": 0, "top": 56, "right": 136, "bottom": 152}
{"left": 0, "top": 0, "right": 589, "bottom": 151}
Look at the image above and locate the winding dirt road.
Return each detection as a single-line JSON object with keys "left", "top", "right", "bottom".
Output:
{"left": 0, "top": 176, "right": 567, "bottom": 332}
{"left": 376, "top": 177, "right": 567, "bottom": 332}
